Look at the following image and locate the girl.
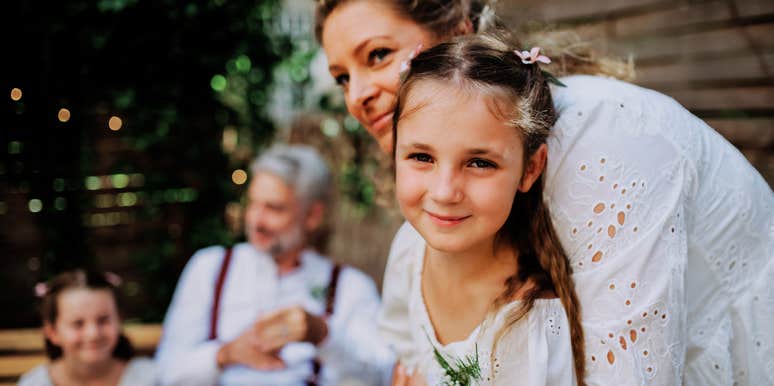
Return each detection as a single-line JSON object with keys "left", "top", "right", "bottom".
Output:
{"left": 19, "top": 269, "right": 156, "bottom": 386}
{"left": 392, "top": 34, "right": 583, "bottom": 385}
{"left": 316, "top": 1, "right": 773, "bottom": 385}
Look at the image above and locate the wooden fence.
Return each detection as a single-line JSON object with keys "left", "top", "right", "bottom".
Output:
{"left": 502, "top": 0, "right": 774, "bottom": 184}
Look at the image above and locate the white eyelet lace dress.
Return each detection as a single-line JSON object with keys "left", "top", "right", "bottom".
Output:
{"left": 407, "top": 238, "right": 577, "bottom": 386}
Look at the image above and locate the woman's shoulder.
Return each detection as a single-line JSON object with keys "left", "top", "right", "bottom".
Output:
{"left": 18, "top": 364, "right": 53, "bottom": 386}
{"left": 553, "top": 75, "right": 681, "bottom": 114}
{"left": 120, "top": 357, "right": 157, "bottom": 386}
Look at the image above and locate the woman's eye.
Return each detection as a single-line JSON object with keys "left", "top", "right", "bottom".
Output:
{"left": 368, "top": 48, "right": 392, "bottom": 65}
{"left": 334, "top": 74, "right": 349, "bottom": 87}
{"left": 408, "top": 153, "right": 433, "bottom": 163}
{"left": 468, "top": 158, "right": 496, "bottom": 169}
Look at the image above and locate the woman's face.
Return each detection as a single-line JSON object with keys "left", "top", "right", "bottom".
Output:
{"left": 321, "top": 1, "right": 440, "bottom": 153}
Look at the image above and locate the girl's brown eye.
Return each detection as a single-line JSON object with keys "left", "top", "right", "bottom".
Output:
{"left": 469, "top": 158, "right": 496, "bottom": 169}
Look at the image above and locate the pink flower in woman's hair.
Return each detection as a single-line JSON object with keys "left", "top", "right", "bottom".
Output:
{"left": 35, "top": 282, "right": 48, "bottom": 298}
{"left": 399, "top": 43, "right": 424, "bottom": 74}
{"left": 514, "top": 47, "right": 551, "bottom": 65}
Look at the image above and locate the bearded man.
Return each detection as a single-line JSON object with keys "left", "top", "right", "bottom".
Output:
{"left": 156, "top": 144, "right": 393, "bottom": 386}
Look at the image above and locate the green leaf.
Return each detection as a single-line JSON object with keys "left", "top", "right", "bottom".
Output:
{"left": 424, "top": 329, "right": 483, "bottom": 386}
{"left": 542, "top": 70, "right": 567, "bottom": 87}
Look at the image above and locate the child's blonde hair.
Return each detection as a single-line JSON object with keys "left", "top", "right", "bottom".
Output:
{"left": 394, "top": 33, "right": 586, "bottom": 385}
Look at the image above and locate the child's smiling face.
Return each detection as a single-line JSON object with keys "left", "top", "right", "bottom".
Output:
{"left": 394, "top": 81, "right": 528, "bottom": 255}
{"left": 44, "top": 288, "right": 121, "bottom": 365}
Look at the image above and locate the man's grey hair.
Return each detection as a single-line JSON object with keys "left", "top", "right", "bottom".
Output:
{"left": 250, "top": 143, "right": 332, "bottom": 209}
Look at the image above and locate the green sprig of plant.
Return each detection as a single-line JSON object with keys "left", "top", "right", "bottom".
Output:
{"left": 424, "top": 330, "right": 482, "bottom": 386}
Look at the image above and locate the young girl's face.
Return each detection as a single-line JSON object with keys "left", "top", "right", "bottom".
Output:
{"left": 45, "top": 288, "right": 121, "bottom": 364}
{"left": 321, "top": 1, "right": 439, "bottom": 153}
{"left": 395, "top": 81, "right": 527, "bottom": 254}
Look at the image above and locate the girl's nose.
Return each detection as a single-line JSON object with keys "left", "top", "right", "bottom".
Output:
{"left": 428, "top": 167, "right": 464, "bottom": 204}
{"left": 84, "top": 322, "right": 101, "bottom": 339}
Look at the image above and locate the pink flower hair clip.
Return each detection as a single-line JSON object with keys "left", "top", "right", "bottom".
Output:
{"left": 514, "top": 47, "right": 566, "bottom": 87}
{"left": 514, "top": 47, "right": 551, "bottom": 65}
{"left": 35, "top": 282, "right": 48, "bottom": 298}
{"left": 104, "top": 272, "right": 123, "bottom": 287}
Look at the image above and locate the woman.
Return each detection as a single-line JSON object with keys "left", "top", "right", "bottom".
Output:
{"left": 315, "top": 1, "right": 774, "bottom": 385}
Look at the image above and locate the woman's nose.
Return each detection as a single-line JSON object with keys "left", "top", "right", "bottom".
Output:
{"left": 348, "top": 72, "right": 378, "bottom": 111}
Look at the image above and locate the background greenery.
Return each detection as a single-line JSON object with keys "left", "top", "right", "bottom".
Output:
{"left": 4, "top": 0, "right": 289, "bottom": 326}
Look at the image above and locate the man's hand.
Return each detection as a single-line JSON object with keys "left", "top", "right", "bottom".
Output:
{"left": 216, "top": 325, "right": 285, "bottom": 371}
{"left": 253, "top": 306, "right": 328, "bottom": 352}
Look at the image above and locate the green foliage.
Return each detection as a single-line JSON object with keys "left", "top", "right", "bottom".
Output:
{"left": 5, "top": 0, "right": 287, "bottom": 325}
{"left": 425, "top": 330, "right": 483, "bottom": 386}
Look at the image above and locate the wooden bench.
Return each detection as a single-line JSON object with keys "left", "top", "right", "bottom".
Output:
{"left": 0, "top": 324, "right": 162, "bottom": 385}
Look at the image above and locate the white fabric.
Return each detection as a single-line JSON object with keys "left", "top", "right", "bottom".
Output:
{"left": 379, "top": 75, "right": 774, "bottom": 385}
{"left": 403, "top": 236, "right": 576, "bottom": 386}
{"left": 18, "top": 357, "right": 157, "bottom": 386}
{"left": 156, "top": 242, "right": 394, "bottom": 386}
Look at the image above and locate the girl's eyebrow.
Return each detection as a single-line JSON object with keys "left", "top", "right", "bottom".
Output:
{"left": 467, "top": 148, "right": 505, "bottom": 161}
{"left": 468, "top": 148, "right": 495, "bottom": 155}
{"left": 399, "top": 142, "right": 433, "bottom": 151}
{"left": 400, "top": 143, "right": 504, "bottom": 159}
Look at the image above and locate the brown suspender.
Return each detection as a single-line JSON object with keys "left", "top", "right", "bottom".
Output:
{"left": 325, "top": 263, "right": 342, "bottom": 317}
{"left": 208, "top": 247, "right": 343, "bottom": 386}
{"left": 209, "top": 247, "right": 233, "bottom": 340}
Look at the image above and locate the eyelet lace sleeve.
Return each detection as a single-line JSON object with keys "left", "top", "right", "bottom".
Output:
{"left": 547, "top": 76, "right": 774, "bottom": 385}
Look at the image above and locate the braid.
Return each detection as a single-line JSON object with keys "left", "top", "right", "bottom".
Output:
{"left": 490, "top": 178, "right": 586, "bottom": 385}
{"left": 530, "top": 185, "right": 587, "bottom": 385}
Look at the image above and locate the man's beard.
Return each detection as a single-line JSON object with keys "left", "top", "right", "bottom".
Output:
{"left": 255, "top": 224, "right": 305, "bottom": 258}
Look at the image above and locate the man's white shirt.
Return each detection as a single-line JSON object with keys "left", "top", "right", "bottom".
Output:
{"left": 156, "top": 242, "right": 394, "bottom": 386}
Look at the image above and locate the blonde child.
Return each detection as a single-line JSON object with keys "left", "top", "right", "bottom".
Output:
{"left": 19, "top": 269, "right": 156, "bottom": 386}
{"left": 388, "top": 34, "right": 584, "bottom": 385}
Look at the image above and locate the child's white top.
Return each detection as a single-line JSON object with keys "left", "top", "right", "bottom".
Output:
{"left": 380, "top": 75, "right": 774, "bottom": 385}
{"left": 18, "top": 357, "right": 157, "bottom": 386}
{"left": 406, "top": 237, "right": 576, "bottom": 386}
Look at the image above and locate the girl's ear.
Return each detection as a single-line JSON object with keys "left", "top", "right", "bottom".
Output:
{"left": 518, "top": 144, "right": 547, "bottom": 192}
{"left": 43, "top": 322, "right": 60, "bottom": 346}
